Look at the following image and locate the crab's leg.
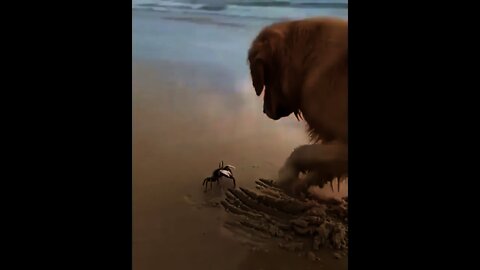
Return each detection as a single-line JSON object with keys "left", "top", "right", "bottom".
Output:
{"left": 203, "top": 178, "right": 208, "bottom": 189}
{"left": 203, "top": 178, "right": 209, "bottom": 191}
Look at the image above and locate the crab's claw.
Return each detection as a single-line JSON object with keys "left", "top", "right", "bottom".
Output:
{"left": 219, "top": 170, "right": 233, "bottom": 177}
{"left": 224, "top": 165, "right": 236, "bottom": 170}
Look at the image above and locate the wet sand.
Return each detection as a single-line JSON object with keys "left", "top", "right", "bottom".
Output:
{"left": 133, "top": 10, "right": 347, "bottom": 270}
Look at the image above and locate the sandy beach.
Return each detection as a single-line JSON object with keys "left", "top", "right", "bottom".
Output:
{"left": 133, "top": 7, "right": 348, "bottom": 270}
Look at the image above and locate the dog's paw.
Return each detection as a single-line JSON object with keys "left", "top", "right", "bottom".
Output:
{"left": 303, "top": 169, "right": 336, "bottom": 189}
{"left": 277, "top": 164, "right": 310, "bottom": 196}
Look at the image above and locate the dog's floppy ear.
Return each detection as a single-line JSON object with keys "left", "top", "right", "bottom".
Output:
{"left": 250, "top": 58, "right": 265, "bottom": 96}
{"left": 248, "top": 41, "right": 266, "bottom": 96}
{"left": 248, "top": 27, "right": 285, "bottom": 96}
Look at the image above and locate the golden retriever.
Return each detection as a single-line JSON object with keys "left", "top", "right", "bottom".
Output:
{"left": 247, "top": 17, "right": 348, "bottom": 195}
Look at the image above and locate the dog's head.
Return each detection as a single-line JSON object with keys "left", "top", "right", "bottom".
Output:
{"left": 248, "top": 26, "right": 296, "bottom": 121}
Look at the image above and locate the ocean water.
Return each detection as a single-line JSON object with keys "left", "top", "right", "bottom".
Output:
{"left": 133, "top": 0, "right": 348, "bottom": 67}
{"left": 132, "top": 0, "right": 348, "bottom": 21}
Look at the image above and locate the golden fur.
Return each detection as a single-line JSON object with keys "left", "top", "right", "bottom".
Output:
{"left": 248, "top": 17, "right": 348, "bottom": 192}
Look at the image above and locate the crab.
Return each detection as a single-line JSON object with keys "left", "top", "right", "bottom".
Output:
{"left": 203, "top": 161, "right": 236, "bottom": 191}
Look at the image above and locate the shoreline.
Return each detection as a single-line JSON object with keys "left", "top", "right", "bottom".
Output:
{"left": 132, "top": 1, "right": 348, "bottom": 22}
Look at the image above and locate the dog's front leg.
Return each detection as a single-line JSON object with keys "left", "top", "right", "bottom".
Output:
{"left": 277, "top": 143, "right": 348, "bottom": 195}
